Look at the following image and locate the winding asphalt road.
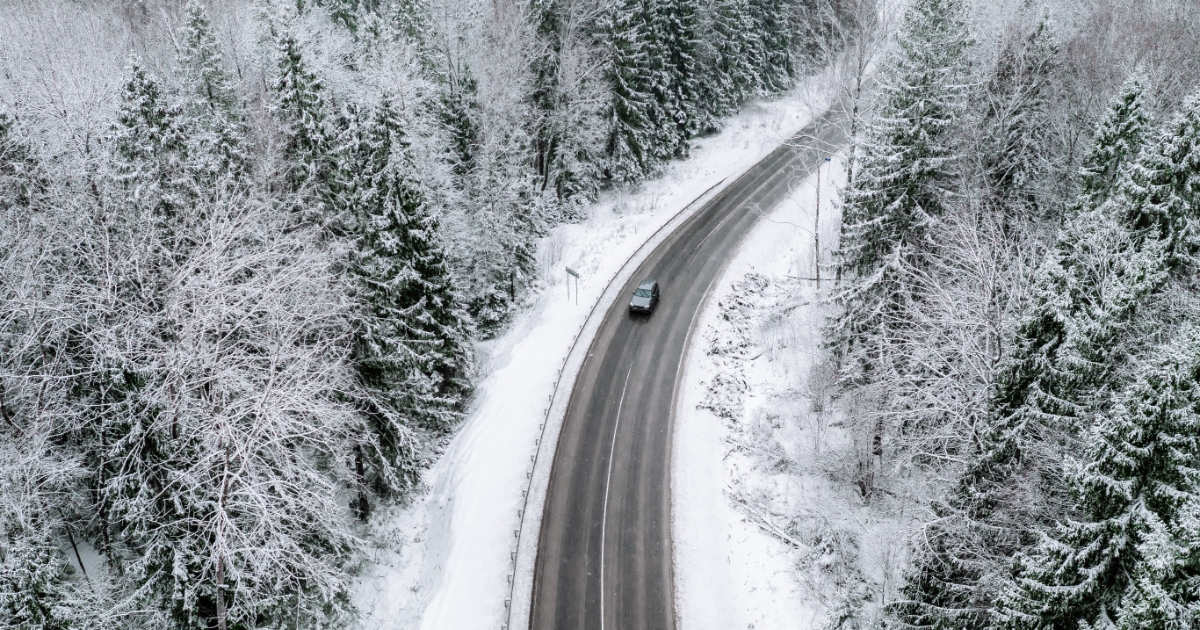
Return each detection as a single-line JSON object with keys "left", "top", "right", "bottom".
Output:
{"left": 531, "top": 107, "right": 846, "bottom": 630}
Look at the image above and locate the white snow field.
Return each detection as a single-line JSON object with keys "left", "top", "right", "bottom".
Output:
{"left": 353, "top": 78, "right": 838, "bottom": 630}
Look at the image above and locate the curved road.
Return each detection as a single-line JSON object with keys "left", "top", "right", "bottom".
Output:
{"left": 531, "top": 108, "right": 846, "bottom": 630}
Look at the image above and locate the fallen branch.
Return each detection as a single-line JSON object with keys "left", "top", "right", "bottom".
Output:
{"left": 729, "top": 494, "right": 805, "bottom": 549}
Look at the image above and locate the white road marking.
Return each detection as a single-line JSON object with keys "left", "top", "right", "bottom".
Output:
{"left": 600, "top": 363, "right": 635, "bottom": 630}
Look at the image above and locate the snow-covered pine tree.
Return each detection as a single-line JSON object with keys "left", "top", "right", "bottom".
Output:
{"left": 829, "top": 0, "right": 971, "bottom": 379}
{"left": 274, "top": 32, "right": 333, "bottom": 197}
{"left": 980, "top": 13, "right": 1057, "bottom": 221}
{"left": 1117, "top": 89, "right": 1200, "bottom": 268}
{"left": 998, "top": 329, "right": 1200, "bottom": 630}
{"left": 177, "top": 0, "right": 247, "bottom": 180}
{"left": 436, "top": 61, "right": 481, "bottom": 178}
{"left": 112, "top": 58, "right": 192, "bottom": 219}
{"left": 602, "top": 0, "right": 662, "bottom": 182}
{"left": 350, "top": 98, "right": 473, "bottom": 498}
{"left": 748, "top": 0, "right": 794, "bottom": 93}
{"left": 703, "top": 0, "right": 767, "bottom": 127}
{"left": 1077, "top": 74, "right": 1150, "bottom": 212}
{"left": 660, "top": 0, "right": 702, "bottom": 153}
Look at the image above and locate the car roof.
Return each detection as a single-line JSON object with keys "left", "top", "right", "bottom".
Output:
{"left": 638, "top": 278, "right": 657, "bottom": 289}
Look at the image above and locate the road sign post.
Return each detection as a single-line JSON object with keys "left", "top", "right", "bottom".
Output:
{"left": 565, "top": 267, "right": 580, "bottom": 305}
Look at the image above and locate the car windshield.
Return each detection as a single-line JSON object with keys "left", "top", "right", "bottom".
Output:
{"left": 634, "top": 288, "right": 652, "bottom": 298}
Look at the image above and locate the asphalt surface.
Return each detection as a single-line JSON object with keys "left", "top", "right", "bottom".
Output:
{"left": 531, "top": 108, "right": 847, "bottom": 630}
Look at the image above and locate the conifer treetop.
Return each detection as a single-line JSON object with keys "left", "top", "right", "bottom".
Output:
{"left": 1078, "top": 72, "right": 1151, "bottom": 211}
{"left": 1116, "top": 89, "right": 1200, "bottom": 267}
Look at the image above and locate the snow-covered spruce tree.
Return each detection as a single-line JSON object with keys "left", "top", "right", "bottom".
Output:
{"left": 62, "top": 54, "right": 365, "bottom": 629}
{"left": 998, "top": 329, "right": 1200, "bottom": 630}
{"left": 309, "top": 0, "right": 373, "bottom": 32}
{"left": 177, "top": 0, "right": 247, "bottom": 180}
{"left": 274, "top": 31, "right": 334, "bottom": 199}
{"left": 436, "top": 61, "right": 482, "bottom": 178}
{"left": 424, "top": 45, "right": 543, "bottom": 332}
{"left": 349, "top": 98, "right": 473, "bottom": 502}
{"left": 0, "top": 113, "right": 43, "bottom": 212}
{"left": 699, "top": 0, "right": 794, "bottom": 109}
{"left": 829, "top": 0, "right": 971, "bottom": 381}
{"left": 0, "top": 443, "right": 85, "bottom": 630}
{"left": 1076, "top": 74, "right": 1150, "bottom": 212}
{"left": 389, "top": 0, "right": 429, "bottom": 43}
{"left": 112, "top": 58, "right": 193, "bottom": 219}
{"left": 530, "top": 0, "right": 565, "bottom": 191}
{"left": 449, "top": 99, "right": 545, "bottom": 334}
{"left": 660, "top": 0, "right": 702, "bottom": 154}
{"left": 976, "top": 79, "right": 1158, "bottom": 461}
{"left": 695, "top": 0, "right": 764, "bottom": 130}
{"left": 529, "top": 0, "right": 574, "bottom": 200}
{"left": 1117, "top": 89, "right": 1200, "bottom": 269}
{"left": 980, "top": 13, "right": 1057, "bottom": 222}
{"left": 748, "top": 0, "right": 794, "bottom": 94}
{"left": 602, "top": 0, "right": 665, "bottom": 183}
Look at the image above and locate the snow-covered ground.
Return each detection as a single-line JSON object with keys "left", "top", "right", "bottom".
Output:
{"left": 353, "top": 77, "right": 838, "bottom": 630}
{"left": 674, "top": 153, "right": 858, "bottom": 630}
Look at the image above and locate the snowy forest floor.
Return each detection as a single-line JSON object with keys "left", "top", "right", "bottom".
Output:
{"left": 351, "top": 77, "right": 839, "bottom": 629}
{"left": 674, "top": 152, "right": 914, "bottom": 630}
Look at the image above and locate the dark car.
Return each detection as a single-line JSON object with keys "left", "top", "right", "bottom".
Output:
{"left": 629, "top": 278, "right": 660, "bottom": 314}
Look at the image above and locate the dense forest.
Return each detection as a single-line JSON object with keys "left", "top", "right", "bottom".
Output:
{"left": 828, "top": 0, "right": 1200, "bottom": 627}
{"left": 0, "top": 0, "right": 848, "bottom": 627}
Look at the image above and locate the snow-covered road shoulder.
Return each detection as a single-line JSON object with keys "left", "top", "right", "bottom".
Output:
{"left": 673, "top": 154, "right": 847, "bottom": 630}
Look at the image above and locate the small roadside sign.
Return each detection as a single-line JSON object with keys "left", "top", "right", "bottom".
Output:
{"left": 565, "top": 267, "right": 580, "bottom": 305}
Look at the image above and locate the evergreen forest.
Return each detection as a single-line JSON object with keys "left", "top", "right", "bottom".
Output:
{"left": 828, "top": 0, "right": 1200, "bottom": 627}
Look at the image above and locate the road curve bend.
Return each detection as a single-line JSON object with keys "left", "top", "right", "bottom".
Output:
{"left": 531, "top": 107, "right": 846, "bottom": 630}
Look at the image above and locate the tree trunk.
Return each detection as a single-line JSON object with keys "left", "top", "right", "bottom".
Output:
{"left": 216, "top": 555, "right": 228, "bottom": 630}
{"left": 354, "top": 444, "right": 370, "bottom": 521}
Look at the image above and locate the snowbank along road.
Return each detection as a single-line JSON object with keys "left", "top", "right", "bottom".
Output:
{"left": 531, "top": 106, "right": 847, "bottom": 630}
